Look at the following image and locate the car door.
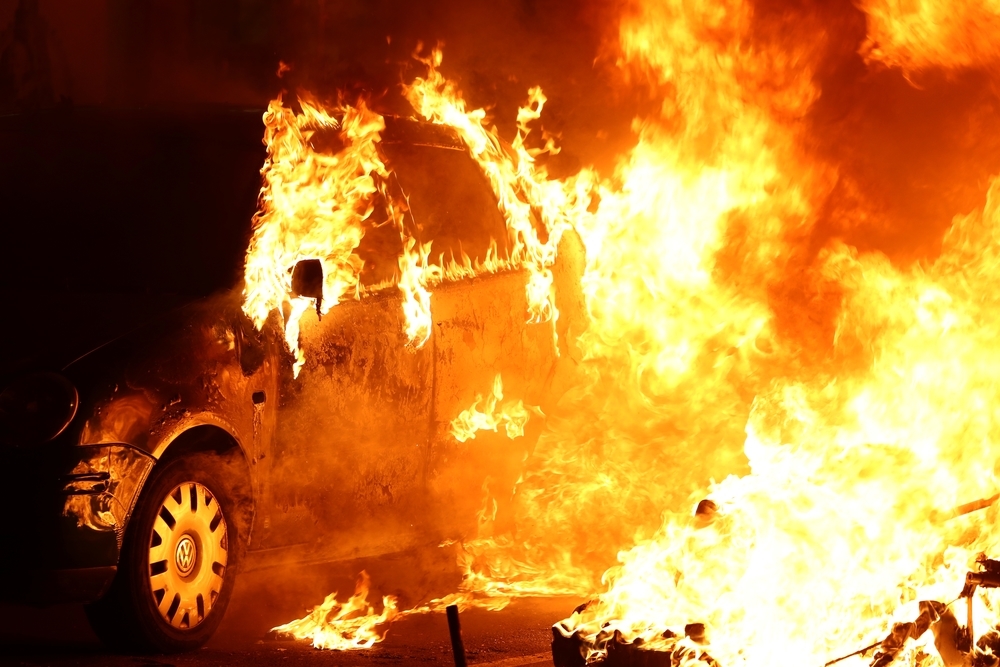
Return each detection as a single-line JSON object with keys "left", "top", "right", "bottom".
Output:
{"left": 264, "top": 193, "right": 433, "bottom": 560}
{"left": 380, "top": 137, "right": 562, "bottom": 539}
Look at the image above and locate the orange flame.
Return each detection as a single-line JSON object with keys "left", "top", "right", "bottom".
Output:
{"left": 860, "top": 0, "right": 1000, "bottom": 70}
{"left": 242, "top": 51, "right": 581, "bottom": 368}
{"left": 403, "top": 47, "right": 596, "bottom": 328}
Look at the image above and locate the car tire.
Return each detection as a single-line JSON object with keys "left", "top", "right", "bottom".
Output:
{"left": 85, "top": 453, "right": 239, "bottom": 652}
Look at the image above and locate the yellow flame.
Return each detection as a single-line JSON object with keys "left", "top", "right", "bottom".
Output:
{"left": 270, "top": 571, "right": 399, "bottom": 650}
{"left": 380, "top": 180, "right": 433, "bottom": 349}
{"left": 556, "top": 183, "right": 1000, "bottom": 665}
{"left": 242, "top": 55, "right": 578, "bottom": 366}
{"left": 450, "top": 374, "right": 539, "bottom": 442}
{"left": 242, "top": 97, "right": 386, "bottom": 375}
{"left": 402, "top": 47, "right": 596, "bottom": 327}
{"left": 396, "top": 235, "right": 433, "bottom": 349}
{"left": 545, "top": 1, "right": 1000, "bottom": 665}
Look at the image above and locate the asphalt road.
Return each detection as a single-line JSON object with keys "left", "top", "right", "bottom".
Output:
{"left": 0, "top": 547, "right": 582, "bottom": 666}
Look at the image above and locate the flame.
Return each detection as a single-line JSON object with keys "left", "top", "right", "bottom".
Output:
{"left": 860, "top": 0, "right": 1000, "bottom": 70}
{"left": 450, "top": 374, "right": 539, "bottom": 442}
{"left": 242, "top": 51, "right": 580, "bottom": 366}
{"left": 271, "top": 375, "right": 547, "bottom": 645}
{"left": 554, "top": 182, "right": 1000, "bottom": 666}
{"left": 381, "top": 180, "right": 434, "bottom": 349}
{"left": 242, "top": 97, "right": 386, "bottom": 375}
{"left": 541, "top": 1, "right": 1000, "bottom": 665}
{"left": 270, "top": 571, "right": 399, "bottom": 649}
{"left": 395, "top": 235, "right": 433, "bottom": 349}
{"left": 403, "top": 46, "right": 596, "bottom": 327}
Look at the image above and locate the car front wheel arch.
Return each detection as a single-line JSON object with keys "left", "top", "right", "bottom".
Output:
{"left": 157, "top": 425, "right": 254, "bottom": 558}
{"left": 85, "top": 448, "right": 249, "bottom": 652}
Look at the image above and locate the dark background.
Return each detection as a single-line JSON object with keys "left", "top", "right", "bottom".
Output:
{"left": 0, "top": 0, "right": 630, "bottom": 141}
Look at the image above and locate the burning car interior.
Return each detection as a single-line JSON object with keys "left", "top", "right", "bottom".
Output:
{"left": 4, "top": 1, "right": 1000, "bottom": 666}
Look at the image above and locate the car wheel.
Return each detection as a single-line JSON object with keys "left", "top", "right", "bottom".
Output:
{"left": 85, "top": 453, "right": 239, "bottom": 652}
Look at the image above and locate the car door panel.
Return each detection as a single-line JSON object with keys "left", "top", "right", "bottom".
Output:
{"left": 265, "top": 293, "right": 432, "bottom": 559}
{"left": 427, "top": 270, "right": 560, "bottom": 537}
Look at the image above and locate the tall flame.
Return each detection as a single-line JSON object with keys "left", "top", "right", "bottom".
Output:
{"left": 556, "top": 179, "right": 1000, "bottom": 666}
{"left": 242, "top": 97, "right": 386, "bottom": 374}
{"left": 403, "top": 47, "right": 596, "bottom": 327}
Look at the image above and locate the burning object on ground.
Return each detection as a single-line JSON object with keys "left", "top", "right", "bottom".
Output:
{"left": 551, "top": 496, "right": 1000, "bottom": 667}
{"left": 862, "top": 556, "right": 1000, "bottom": 667}
{"left": 553, "top": 617, "right": 716, "bottom": 667}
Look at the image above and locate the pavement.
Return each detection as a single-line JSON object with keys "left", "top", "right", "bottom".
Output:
{"left": 0, "top": 547, "right": 583, "bottom": 666}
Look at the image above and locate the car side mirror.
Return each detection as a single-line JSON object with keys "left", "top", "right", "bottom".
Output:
{"left": 291, "top": 259, "right": 324, "bottom": 298}
{"left": 291, "top": 258, "right": 324, "bottom": 318}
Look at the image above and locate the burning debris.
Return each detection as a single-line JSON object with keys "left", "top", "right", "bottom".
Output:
{"left": 552, "top": 555, "right": 1000, "bottom": 667}
{"left": 551, "top": 484, "right": 1000, "bottom": 667}
{"left": 860, "top": 557, "right": 1000, "bottom": 667}
{"left": 553, "top": 612, "right": 717, "bottom": 667}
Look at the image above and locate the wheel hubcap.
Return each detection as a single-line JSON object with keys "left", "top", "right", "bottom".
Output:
{"left": 147, "top": 481, "right": 228, "bottom": 630}
{"left": 174, "top": 536, "right": 197, "bottom": 576}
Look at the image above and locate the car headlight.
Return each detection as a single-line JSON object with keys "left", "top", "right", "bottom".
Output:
{"left": 0, "top": 372, "right": 79, "bottom": 446}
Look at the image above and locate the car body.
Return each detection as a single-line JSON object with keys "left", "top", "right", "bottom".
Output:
{"left": 0, "top": 109, "right": 585, "bottom": 650}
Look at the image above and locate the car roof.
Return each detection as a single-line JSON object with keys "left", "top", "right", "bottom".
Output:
{"left": 381, "top": 115, "right": 466, "bottom": 149}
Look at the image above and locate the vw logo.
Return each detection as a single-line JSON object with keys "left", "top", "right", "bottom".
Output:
{"left": 175, "top": 536, "right": 197, "bottom": 576}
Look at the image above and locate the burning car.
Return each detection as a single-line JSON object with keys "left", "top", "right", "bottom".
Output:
{"left": 0, "top": 105, "right": 585, "bottom": 652}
